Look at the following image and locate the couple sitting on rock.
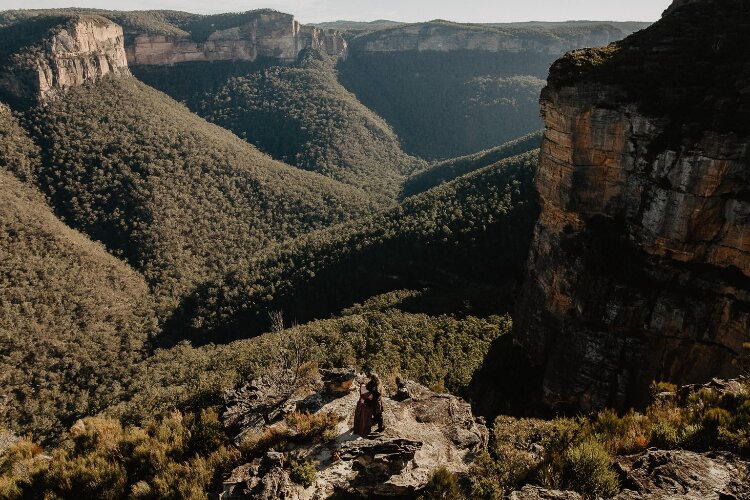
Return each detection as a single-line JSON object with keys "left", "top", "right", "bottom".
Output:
{"left": 354, "top": 373, "right": 385, "bottom": 436}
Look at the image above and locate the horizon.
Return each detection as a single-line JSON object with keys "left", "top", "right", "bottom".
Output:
{"left": 0, "top": 0, "right": 673, "bottom": 24}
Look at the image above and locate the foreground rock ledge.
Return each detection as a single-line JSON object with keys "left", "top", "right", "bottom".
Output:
{"left": 220, "top": 368, "right": 487, "bottom": 498}
{"left": 508, "top": 449, "right": 750, "bottom": 500}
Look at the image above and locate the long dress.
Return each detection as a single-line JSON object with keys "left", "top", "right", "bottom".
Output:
{"left": 353, "top": 384, "right": 373, "bottom": 436}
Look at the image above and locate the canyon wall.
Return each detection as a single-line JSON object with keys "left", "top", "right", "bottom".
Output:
{"left": 352, "top": 22, "right": 648, "bottom": 55}
{"left": 0, "top": 15, "right": 130, "bottom": 101}
{"left": 513, "top": 0, "right": 750, "bottom": 412}
{"left": 125, "top": 12, "right": 346, "bottom": 66}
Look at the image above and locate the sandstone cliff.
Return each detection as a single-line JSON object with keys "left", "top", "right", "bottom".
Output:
{"left": 513, "top": 0, "right": 750, "bottom": 412}
{"left": 125, "top": 11, "right": 346, "bottom": 66}
{"left": 350, "top": 21, "right": 649, "bottom": 55}
{"left": 0, "top": 15, "right": 130, "bottom": 101}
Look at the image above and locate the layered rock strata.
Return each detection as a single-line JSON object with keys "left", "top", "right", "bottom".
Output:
{"left": 0, "top": 15, "right": 130, "bottom": 101}
{"left": 513, "top": 0, "right": 750, "bottom": 411}
{"left": 125, "top": 12, "right": 346, "bottom": 66}
{"left": 353, "top": 22, "right": 649, "bottom": 55}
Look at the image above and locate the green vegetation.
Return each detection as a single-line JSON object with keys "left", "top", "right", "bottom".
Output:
{"left": 24, "top": 77, "right": 377, "bottom": 316}
{"left": 179, "top": 151, "right": 538, "bottom": 342}
{"left": 0, "top": 412, "right": 239, "bottom": 499}
{"left": 199, "top": 49, "right": 423, "bottom": 198}
{"left": 108, "top": 301, "right": 510, "bottom": 425}
{"left": 290, "top": 460, "right": 318, "bottom": 488}
{"left": 0, "top": 167, "right": 157, "bottom": 442}
{"left": 0, "top": 102, "right": 40, "bottom": 181}
{"left": 240, "top": 412, "right": 339, "bottom": 457}
{"left": 0, "top": 297, "right": 509, "bottom": 497}
{"left": 402, "top": 131, "right": 542, "bottom": 198}
{"left": 0, "top": 9, "right": 193, "bottom": 38}
{"left": 419, "top": 467, "right": 462, "bottom": 500}
{"left": 467, "top": 380, "right": 750, "bottom": 499}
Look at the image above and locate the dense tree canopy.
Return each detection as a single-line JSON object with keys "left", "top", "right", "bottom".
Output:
{"left": 198, "top": 50, "right": 424, "bottom": 199}
{"left": 178, "top": 151, "right": 539, "bottom": 342}
{"left": 24, "top": 77, "right": 378, "bottom": 315}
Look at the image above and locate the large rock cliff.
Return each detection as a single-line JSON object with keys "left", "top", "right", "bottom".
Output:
{"left": 513, "top": 0, "right": 750, "bottom": 412}
{"left": 125, "top": 12, "right": 346, "bottom": 66}
{"left": 351, "top": 21, "right": 649, "bottom": 55}
{"left": 0, "top": 15, "right": 130, "bottom": 101}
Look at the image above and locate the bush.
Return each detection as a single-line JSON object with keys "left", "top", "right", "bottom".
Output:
{"left": 285, "top": 411, "right": 341, "bottom": 444}
{"left": 419, "top": 467, "right": 463, "bottom": 500}
{"left": 592, "top": 409, "right": 650, "bottom": 454}
{"left": 289, "top": 460, "right": 317, "bottom": 488}
{"left": 466, "top": 451, "right": 504, "bottom": 499}
{"left": 238, "top": 426, "right": 293, "bottom": 457}
{"left": 556, "top": 438, "right": 619, "bottom": 499}
{"left": 0, "top": 414, "right": 240, "bottom": 499}
{"left": 649, "top": 380, "right": 677, "bottom": 396}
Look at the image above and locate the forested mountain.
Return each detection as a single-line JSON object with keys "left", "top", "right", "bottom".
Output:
{"left": 23, "top": 77, "right": 378, "bottom": 316}
{"left": 0, "top": 105, "right": 157, "bottom": 441}
{"left": 401, "top": 130, "right": 543, "bottom": 198}
{"left": 338, "top": 21, "right": 648, "bottom": 159}
{"left": 7, "top": 5, "right": 745, "bottom": 499}
{"left": 178, "top": 151, "right": 539, "bottom": 343}
{"left": 198, "top": 50, "right": 424, "bottom": 199}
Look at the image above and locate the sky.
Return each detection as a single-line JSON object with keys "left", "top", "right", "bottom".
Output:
{"left": 0, "top": 0, "right": 673, "bottom": 24}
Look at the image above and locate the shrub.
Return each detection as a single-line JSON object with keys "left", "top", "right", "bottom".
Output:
{"left": 592, "top": 409, "right": 650, "bottom": 454}
{"left": 0, "top": 414, "right": 240, "bottom": 499}
{"left": 649, "top": 380, "right": 677, "bottom": 396}
{"left": 467, "top": 451, "right": 504, "bottom": 499}
{"left": 289, "top": 460, "right": 317, "bottom": 488}
{"left": 238, "top": 426, "right": 292, "bottom": 457}
{"left": 556, "top": 438, "right": 620, "bottom": 499}
{"left": 419, "top": 467, "right": 463, "bottom": 500}
{"left": 188, "top": 408, "right": 227, "bottom": 455}
{"left": 650, "top": 421, "right": 680, "bottom": 449}
{"left": 285, "top": 411, "right": 341, "bottom": 444}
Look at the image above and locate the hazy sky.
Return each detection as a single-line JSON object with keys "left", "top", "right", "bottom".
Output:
{"left": 0, "top": 0, "right": 673, "bottom": 23}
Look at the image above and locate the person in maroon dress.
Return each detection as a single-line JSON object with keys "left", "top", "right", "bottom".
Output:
{"left": 353, "top": 373, "right": 384, "bottom": 435}
{"left": 353, "top": 379, "right": 374, "bottom": 436}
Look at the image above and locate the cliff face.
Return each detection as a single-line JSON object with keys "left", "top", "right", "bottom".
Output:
{"left": 514, "top": 0, "right": 750, "bottom": 411}
{"left": 0, "top": 15, "right": 129, "bottom": 101}
{"left": 125, "top": 12, "right": 346, "bottom": 65}
{"left": 352, "top": 22, "right": 648, "bottom": 55}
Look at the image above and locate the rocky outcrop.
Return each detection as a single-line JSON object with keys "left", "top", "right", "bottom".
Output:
{"left": 507, "top": 449, "right": 750, "bottom": 500}
{"left": 0, "top": 15, "right": 130, "bottom": 101}
{"left": 351, "top": 22, "right": 649, "bottom": 55}
{"left": 614, "top": 449, "right": 750, "bottom": 499}
{"left": 511, "top": 0, "right": 750, "bottom": 412}
{"left": 220, "top": 369, "right": 487, "bottom": 498}
{"left": 125, "top": 12, "right": 346, "bottom": 66}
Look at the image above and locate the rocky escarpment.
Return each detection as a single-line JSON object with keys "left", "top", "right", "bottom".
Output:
{"left": 508, "top": 449, "right": 750, "bottom": 499}
{"left": 220, "top": 368, "right": 487, "bottom": 498}
{"left": 512, "top": 0, "right": 750, "bottom": 412}
{"left": 0, "top": 15, "right": 130, "bottom": 102}
{"left": 351, "top": 22, "right": 649, "bottom": 55}
{"left": 126, "top": 11, "right": 346, "bottom": 66}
